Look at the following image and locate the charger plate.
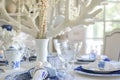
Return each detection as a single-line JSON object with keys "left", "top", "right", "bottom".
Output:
{"left": 74, "top": 66, "right": 120, "bottom": 77}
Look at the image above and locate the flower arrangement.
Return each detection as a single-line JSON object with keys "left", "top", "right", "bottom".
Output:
{"left": 0, "top": 25, "right": 27, "bottom": 50}
{"left": 0, "top": 0, "right": 105, "bottom": 65}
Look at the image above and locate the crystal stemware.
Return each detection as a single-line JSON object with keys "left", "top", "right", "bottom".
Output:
{"left": 70, "top": 41, "right": 83, "bottom": 68}
{"left": 58, "top": 41, "right": 74, "bottom": 70}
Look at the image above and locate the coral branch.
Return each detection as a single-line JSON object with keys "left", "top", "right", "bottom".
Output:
{"left": 0, "top": 0, "right": 104, "bottom": 39}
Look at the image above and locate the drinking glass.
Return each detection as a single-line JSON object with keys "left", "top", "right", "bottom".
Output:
{"left": 53, "top": 39, "right": 62, "bottom": 55}
{"left": 23, "top": 48, "right": 31, "bottom": 62}
{"left": 48, "top": 54, "right": 65, "bottom": 70}
{"left": 58, "top": 41, "right": 74, "bottom": 70}
{"left": 74, "top": 41, "right": 83, "bottom": 59}
{"left": 69, "top": 41, "right": 83, "bottom": 68}
{"left": 57, "top": 69, "right": 76, "bottom": 80}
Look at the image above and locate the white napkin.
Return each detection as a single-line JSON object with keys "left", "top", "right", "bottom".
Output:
{"left": 83, "top": 61, "right": 120, "bottom": 71}
{"left": 107, "top": 61, "right": 120, "bottom": 70}
{"left": 83, "top": 61, "right": 98, "bottom": 69}
{"left": 77, "top": 55, "right": 110, "bottom": 62}
{"left": 78, "top": 54, "right": 95, "bottom": 60}
{"left": 32, "top": 69, "right": 48, "bottom": 80}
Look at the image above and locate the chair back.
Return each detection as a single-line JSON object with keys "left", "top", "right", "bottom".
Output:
{"left": 104, "top": 29, "right": 120, "bottom": 61}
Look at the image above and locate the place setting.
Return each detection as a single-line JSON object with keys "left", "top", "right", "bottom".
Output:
{"left": 75, "top": 54, "right": 96, "bottom": 64}
{"left": 74, "top": 49, "right": 101, "bottom": 64}
{"left": 74, "top": 59, "right": 120, "bottom": 77}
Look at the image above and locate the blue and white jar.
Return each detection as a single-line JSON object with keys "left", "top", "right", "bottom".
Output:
{"left": 5, "top": 47, "right": 22, "bottom": 69}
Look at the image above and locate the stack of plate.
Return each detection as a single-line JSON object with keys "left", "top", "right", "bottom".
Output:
{"left": 74, "top": 61, "right": 120, "bottom": 76}
{"left": 75, "top": 57, "right": 95, "bottom": 64}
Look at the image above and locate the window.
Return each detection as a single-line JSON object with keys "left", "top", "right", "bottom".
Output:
{"left": 86, "top": 0, "right": 120, "bottom": 55}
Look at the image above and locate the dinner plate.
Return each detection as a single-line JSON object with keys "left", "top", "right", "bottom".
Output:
{"left": 75, "top": 58, "right": 95, "bottom": 64}
{"left": 77, "top": 58, "right": 95, "bottom": 62}
{"left": 82, "top": 65, "right": 116, "bottom": 73}
{"left": 74, "top": 61, "right": 92, "bottom": 64}
{"left": 74, "top": 66, "right": 120, "bottom": 76}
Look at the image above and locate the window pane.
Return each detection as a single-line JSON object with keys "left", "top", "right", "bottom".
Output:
{"left": 86, "top": 0, "right": 120, "bottom": 55}
{"left": 86, "top": 22, "right": 104, "bottom": 38}
{"left": 105, "top": 22, "right": 120, "bottom": 32}
{"left": 106, "top": 3, "right": 120, "bottom": 20}
{"left": 86, "top": 39, "right": 103, "bottom": 55}
{"left": 107, "top": 0, "right": 120, "bottom": 1}
{"left": 94, "top": 6, "right": 104, "bottom": 21}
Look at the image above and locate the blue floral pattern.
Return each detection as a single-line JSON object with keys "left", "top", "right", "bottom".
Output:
{"left": 11, "top": 61, "right": 20, "bottom": 69}
{"left": 4, "top": 70, "right": 32, "bottom": 80}
{"left": 5, "top": 67, "right": 67, "bottom": 80}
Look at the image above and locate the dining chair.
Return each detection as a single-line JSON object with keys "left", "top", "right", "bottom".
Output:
{"left": 104, "top": 28, "right": 120, "bottom": 61}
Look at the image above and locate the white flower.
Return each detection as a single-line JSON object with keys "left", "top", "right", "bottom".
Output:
{"left": 0, "top": 27, "right": 27, "bottom": 50}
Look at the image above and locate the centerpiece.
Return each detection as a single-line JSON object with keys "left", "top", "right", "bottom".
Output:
{"left": 0, "top": 0, "right": 105, "bottom": 65}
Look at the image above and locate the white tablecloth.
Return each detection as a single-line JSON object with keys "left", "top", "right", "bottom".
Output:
{"left": 0, "top": 61, "right": 120, "bottom": 80}
{"left": 69, "top": 70, "right": 120, "bottom": 80}
{"left": 0, "top": 61, "right": 36, "bottom": 80}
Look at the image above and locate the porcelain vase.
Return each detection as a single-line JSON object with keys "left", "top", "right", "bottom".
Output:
{"left": 5, "top": 48, "right": 22, "bottom": 69}
{"left": 36, "top": 39, "right": 49, "bottom": 63}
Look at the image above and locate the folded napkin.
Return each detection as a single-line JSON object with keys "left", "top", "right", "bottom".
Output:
{"left": 32, "top": 69, "right": 48, "bottom": 80}
{"left": 29, "top": 66, "right": 60, "bottom": 80}
{"left": 79, "top": 55, "right": 91, "bottom": 60}
{"left": 109, "top": 61, "right": 120, "bottom": 70}
{"left": 78, "top": 55, "right": 110, "bottom": 60}
{"left": 32, "top": 67, "right": 70, "bottom": 80}
{"left": 82, "top": 61, "right": 98, "bottom": 70}
{"left": 77, "top": 55, "right": 95, "bottom": 61}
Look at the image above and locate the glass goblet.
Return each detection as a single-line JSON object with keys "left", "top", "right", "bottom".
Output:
{"left": 59, "top": 41, "right": 73, "bottom": 70}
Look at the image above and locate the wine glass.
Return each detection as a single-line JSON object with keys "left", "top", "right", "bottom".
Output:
{"left": 58, "top": 40, "right": 74, "bottom": 70}
{"left": 70, "top": 41, "right": 83, "bottom": 68}
{"left": 53, "top": 39, "right": 62, "bottom": 55}
{"left": 57, "top": 69, "right": 76, "bottom": 80}
{"left": 23, "top": 47, "right": 31, "bottom": 62}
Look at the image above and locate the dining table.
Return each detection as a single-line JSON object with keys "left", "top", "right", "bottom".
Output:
{"left": 69, "top": 70, "right": 120, "bottom": 80}
{"left": 0, "top": 57, "right": 120, "bottom": 80}
{"left": 0, "top": 61, "right": 36, "bottom": 80}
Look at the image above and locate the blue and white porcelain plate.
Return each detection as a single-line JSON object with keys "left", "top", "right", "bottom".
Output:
{"left": 74, "top": 66, "right": 120, "bottom": 77}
